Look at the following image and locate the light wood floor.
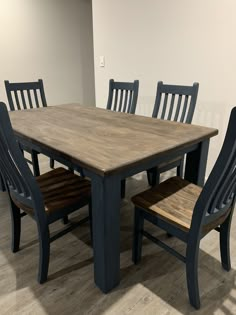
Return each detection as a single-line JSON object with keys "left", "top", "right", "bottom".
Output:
{"left": 0, "top": 156, "right": 236, "bottom": 315}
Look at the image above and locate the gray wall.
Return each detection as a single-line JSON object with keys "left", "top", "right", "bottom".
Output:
{"left": 0, "top": 0, "right": 95, "bottom": 106}
{"left": 92, "top": 0, "right": 236, "bottom": 176}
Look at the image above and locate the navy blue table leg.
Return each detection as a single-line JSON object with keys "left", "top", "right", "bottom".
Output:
{"left": 185, "top": 139, "right": 209, "bottom": 187}
{"left": 91, "top": 174, "right": 121, "bottom": 293}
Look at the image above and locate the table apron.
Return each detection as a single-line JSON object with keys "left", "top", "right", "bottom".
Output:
{"left": 15, "top": 135, "right": 207, "bottom": 181}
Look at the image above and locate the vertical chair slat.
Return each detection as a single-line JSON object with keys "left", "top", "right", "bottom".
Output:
{"left": 123, "top": 90, "right": 128, "bottom": 113}
{"left": 174, "top": 95, "right": 183, "bottom": 121}
{"left": 161, "top": 94, "right": 168, "bottom": 119}
{"left": 127, "top": 91, "right": 133, "bottom": 113}
{"left": 27, "top": 90, "right": 33, "bottom": 108}
{"left": 118, "top": 90, "right": 124, "bottom": 112}
{"left": 20, "top": 90, "right": 27, "bottom": 110}
{"left": 113, "top": 89, "right": 118, "bottom": 111}
{"left": 167, "top": 94, "right": 175, "bottom": 120}
{"left": 34, "top": 89, "right": 40, "bottom": 108}
{"left": 14, "top": 91, "right": 21, "bottom": 110}
{"left": 180, "top": 95, "right": 189, "bottom": 122}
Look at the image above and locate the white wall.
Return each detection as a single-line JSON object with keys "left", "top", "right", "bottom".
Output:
{"left": 0, "top": 0, "right": 95, "bottom": 106}
{"left": 92, "top": 0, "right": 236, "bottom": 176}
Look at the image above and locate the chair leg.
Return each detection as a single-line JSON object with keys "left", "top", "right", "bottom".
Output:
{"left": 121, "top": 179, "right": 126, "bottom": 199}
{"left": 89, "top": 201, "right": 93, "bottom": 244}
{"left": 186, "top": 240, "right": 201, "bottom": 309}
{"left": 177, "top": 159, "right": 184, "bottom": 177}
{"left": 147, "top": 168, "right": 160, "bottom": 187}
{"left": 9, "top": 199, "right": 21, "bottom": 253}
{"left": 220, "top": 211, "right": 233, "bottom": 271}
{"left": 0, "top": 174, "right": 6, "bottom": 192}
{"left": 62, "top": 216, "right": 69, "bottom": 225}
{"left": 50, "top": 158, "right": 55, "bottom": 169}
{"left": 37, "top": 224, "right": 50, "bottom": 284}
{"left": 31, "top": 151, "right": 40, "bottom": 176}
{"left": 132, "top": 207, "right": 144, "bottom": 264}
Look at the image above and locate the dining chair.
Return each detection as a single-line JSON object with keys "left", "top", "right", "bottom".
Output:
{"left": 147, "top": 81, "right": 199, "bottom": 186}
{"left": 132, "top": 107, "right": 236, "bottom": 309}
{"left": 106, "top": 79, "right": 139, "bottom": 114}
{"left": 4, "top": 79, "right": 55, "bottom": 175}
{"left": 106, "top": 79, "right": 139, "bottom": 198}
{"left": 0, "top": 102, "right": 92, "bottom": 283}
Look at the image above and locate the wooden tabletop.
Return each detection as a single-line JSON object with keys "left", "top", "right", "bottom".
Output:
{"left": 10, "top": 103, "right": 218, "bottom": 176}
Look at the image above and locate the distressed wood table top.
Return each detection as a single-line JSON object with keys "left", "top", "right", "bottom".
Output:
{"left": 9, "top": 103, "right": 218, "bottom": 176}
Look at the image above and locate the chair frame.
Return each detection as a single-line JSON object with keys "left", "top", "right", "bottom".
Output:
{"left": 106, "top": 79, "right": 139, "bottom": 114}
{"left": 133, "top": 107, "right": 236, "bottom": 309}
{"left": 0, "top": 102, "right": 91, "bottom": 283}
{"left": 4, "top": 79, "right": 55, "bottom": 175}
{"left": 147, "top": 81, "right": 199, "bottom": 186}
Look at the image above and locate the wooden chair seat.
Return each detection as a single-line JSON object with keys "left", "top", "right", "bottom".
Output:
{"left": 132, "top": 176, "right": 201, "bottom": 231}
{"left": 11, "top": 167, "right": 91, "bottom": 216}
{"left": 132, "top": 176, "right": 231, "bottom": 233}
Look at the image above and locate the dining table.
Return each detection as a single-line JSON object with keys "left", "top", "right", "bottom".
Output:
{"left": 9, "top": 103, "right": 218, "bottom": 293}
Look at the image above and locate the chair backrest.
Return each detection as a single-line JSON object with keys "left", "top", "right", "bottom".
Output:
{"left": 5, "top": 79, "right": 47, "bottom": 111}
{"left": 192, "top": 107, "right": 236, "bottom": 233}
{"left": 152, "top": 81, "right": 199, "bottom": 124}
{"left": 106, "top": 79, "right": 139, "bottom": 114}
{"left": 0, "top": 102, "right": 45, "bottom": 219}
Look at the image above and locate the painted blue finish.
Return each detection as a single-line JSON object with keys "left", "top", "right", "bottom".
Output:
{"left": 106, "top": 79, "right": 139, "bottom": 114}
{"left": 133, "top": 107, "right": 236, "bottom": 309}
{"left": 4, "top": 79, "right": 55, "bottom": 175}
{"left": 10, "top": 106, "right": 212, "bottom": 294}
{"left": 147, "top": 81, "right": 199, "bottom": 186}
{"left": 0, "top": 102, "right": 91, "bottom": 284}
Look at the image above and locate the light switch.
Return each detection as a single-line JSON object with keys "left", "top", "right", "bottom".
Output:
{"left": 99, "top": 56, "right": 105, "bottom": 67}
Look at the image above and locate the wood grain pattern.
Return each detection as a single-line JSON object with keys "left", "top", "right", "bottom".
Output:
{"left": 11, "top": 167, "right": 91, "bottom": 216}
{"left": 9, "top": 104, "right": 218, "bottom": 176}
{"left": 132, "top": 176, "right": 232, "bottom": 233}
{"left": 132, "top": 176, "right": 201, "bottom": 231}
{"left": 0, "top": 156, "right": 236, "bottom": 315}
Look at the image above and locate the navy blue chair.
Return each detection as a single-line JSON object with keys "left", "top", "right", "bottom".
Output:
{"left": 4, "top": 79, "right": 55, "bottom": 175}
{"left": 107, "top": 79, "right": 139, "bottom": 114}
{"left": 132, "top": 107, "right": 236, "bottom": 309}
{"left": 147, "top": 81, "right": 199, "bottom": 186}
{"left": 0, "top": 102, "right": 92, "bottom": 283}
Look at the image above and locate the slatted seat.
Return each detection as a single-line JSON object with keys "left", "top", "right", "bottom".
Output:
{"left": 4, "top": 79, "right": 55, "bottom": 175}
{"left": 11, "top": 167, "right": 91, "bottom": 217}
{"left": 132, "top": 107, "right": 236, "bottom": 309}
{"left": 147, "top": 81, "right": 199, "bottom": 186}
{"left": 0, "top": 102, "right": 92, "bottom": 283}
